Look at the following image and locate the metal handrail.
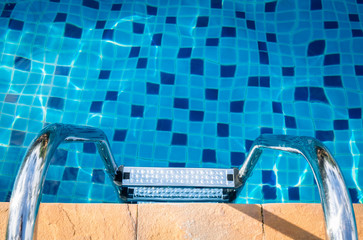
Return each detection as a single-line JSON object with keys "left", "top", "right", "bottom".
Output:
{"left": 6, "top": 123, "right": 120, "bottom": 240}
{"left": 238, "top": 135, "right": 357, "bottom": 240}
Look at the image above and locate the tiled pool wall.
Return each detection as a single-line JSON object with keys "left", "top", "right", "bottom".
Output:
{"left": 0, "top": 0, "right": 362, "bottom": 204}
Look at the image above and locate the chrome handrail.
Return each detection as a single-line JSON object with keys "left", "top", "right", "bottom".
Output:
{"left": 6, "top": 123, "right": 120, "bottom": 240}
{"left": 238, "top": 135, "right": 357, "bottom": 240}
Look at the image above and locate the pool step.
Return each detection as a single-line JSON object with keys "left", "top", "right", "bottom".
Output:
{"left": 114, "top": 166, "right": 241, "bottom": 202}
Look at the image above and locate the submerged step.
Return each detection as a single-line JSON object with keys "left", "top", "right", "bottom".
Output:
{"left": 115, "top": 166, "right": 241, "bottom": 202}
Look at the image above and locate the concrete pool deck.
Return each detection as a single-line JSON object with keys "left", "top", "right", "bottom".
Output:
{"left": 0, "top": 203, "right": 362, "bottom": 239}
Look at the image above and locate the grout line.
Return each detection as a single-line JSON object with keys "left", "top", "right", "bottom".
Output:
{"left": 261, "top": 204, "right": 265, "bottom": 240}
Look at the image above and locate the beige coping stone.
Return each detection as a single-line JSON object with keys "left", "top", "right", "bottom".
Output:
{"left": 0, "top": 202, "right": 362, "bottom": 239}
{"left": 0, "top": 203, "right": 137, "bottom": 240}
{"left": 263, "top": 203, "right": 363, "bottom": 240}
{"left": 137, "top": 203, "right": 263, "bottom": 240}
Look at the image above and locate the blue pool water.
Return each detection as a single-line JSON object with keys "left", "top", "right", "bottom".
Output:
{"left": 0, "top": 0, "right": 362, "bottom": 204}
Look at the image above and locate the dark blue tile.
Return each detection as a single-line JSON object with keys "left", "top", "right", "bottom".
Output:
{"left": 62, "top": 167, "right": 79, "bottom": 181}
{"left": 202, "top": 149, "right": 216, "bottom": 163}
{"left": 260, "top": 76, "right": 270, "bottom": 87}
{"left": 174, "top": 98, "right": 189, "bottom": 109}
{"left": 83, "top": 142, "right": 96, "bottom": 153}
{"left": 151, "top": 33, "right": 162, "bottom": 46}
{"left": 82, "top": 0, "right": 99, "bottom": 9}
{"left": 43, "top": 180, "right": 60, "bottom": 195}
{"left": 171, "top": 133, "right": 187, "bottom": 146}
{"left": 189, "top": 110, "right": 204, "bottom": 121}
{"left": 246, "top": 20, "right": 256, "bottom": 30}
{"left": 113, "top": 129, "right": 127, "bottom": 141}
{"left": 230, "top": 101, "right": 244, "bottom": 113}
{"left": 5, "top": 94, "right": 19, "bottom": 103}
{"left": 311, "top": 0, "right": 322, "bottom": 10}
{"left": 221, "top": 26, "right": 236, "bottom": 37}
{"left": 10, "top": 130, "right": 25, "bottom": 146}
{"left": 4, "top": 3, "right": 16, "bottom": 11}
{"left": 294, "top": 87, "right": 308, "bottom": 101}
{"left": 1, "top": 9, "right": 12, "bottom": 18}
{"left": 55, "top": 66, "right": 70, "bottom": 76}
{"left": 131, "top": 105, "right": 144, "bottom": 117}
{"left": 262, "top": 170, "right": 276, "bottom": 185}
{"left": 95, "top": 20, "right": 106, "bottom": 29}
{"left": 206, "top": 38, "right": 219, "bottom": 46}
{"left": 169, "top": 162, "right": 185, "bottom": 167}
{"left": 111, "top": 3, "right": 122, "bottom": 11}
{"left": 262, "top": 185, "right": 277, "bottom": 199}
{"left": 266, "top": 33, "right": 277, "bottom": 42}
{"left": 196, "top": 16, "right": 209, "bottom": 27}
{"left": 259, "top": 52, "right": 269, "bottom": 64}
{"left": 349, "top": 14, "right": 360, "bottom": 22}
{"left": 102, "top": 29, "right": 114, "bottom": 40}
{"left": 147, "top": 5, "right": 157, "bottom": 15}
{"left": 211, "top": 0, "right": 222, "bottom": 9}
{"left": 160, "top": 72, "right": 175, "bottom": 85}
{"left": 64, "top": 23, "right": 82, "bottom": 39}
{"left": 309, "top": 87, "right": 329, "bottom": 103}
{"left": 231, "top": 152, "right": 245, "bottom": 166}
{"left": 136, "top": 58, "right": 147, "bottom": 68}
{"left": 334, "top": 120, "right": 349, "bottom": 130}
{"left": 348, "top": 108, "right": 361, "bottom": 119}
{"left": 92, "top": 169, "right": 105, "bottom": 184}
{"left": 221, "top": 65, "right": 236, "bottom": 77}
{"left": 248, "top": 76, "right": 259, "bottom": 86}
{"left": 47, "top": 97, "right": 64, "bottom": 110}
{"left": 157, "top": 119, "right": 172, "bottom": 131}
{"left": 105, "top": 91, "right": 118, "bottom": 101}
{"left": 205, "top": 88, "right": 218, "bottom": 100}
{"left": 324, "top": 21, "right": 338, "bottom": 29}
{"left": 324, "top": 54, "right": 340, "bottom": 65}
{"left": 133, "top": 22, "right": 144, "bottom": 34}
{"left": 54, "top": 13, "right": 67, "bottom": 22}
{"left": 217, "top": 123, "right": 229, "bottom": 137}
{"left": 307, "top": 40, "right": 325, "bottom": 57}
{"left": 348, "top": 188, "right": 359, "bottom": 203}
{"left": 191, "top": 59, "right": 204, "bottom": 75}
{"left": 50, "top": 0, "right": 60, "bottom": 2}
{"left": 146, "top": 82, "right": 159, "bottom": 94}
{"left": 324, "top": 76, "right": 342, "bottom": 87}
{"left": 352, "top": 29, "right": 363, "bottom": 37}
{"left": 166, "top": 16, "right": 176, "bottom": 24}
{"left": 272, "top": 102, "right": 283, "bottom": 113}
{"left": 261, "top": 127, "right": 273, "bottom": 134}
{"left": 177, "top": 48, "right": 192, "bottom": 58}
{"left": 285, "top": 116, "right": 297, "bottom": 128}
{"left": 288, "top": 187, "right": 300, "bottom": 200}
{"left": 315, "top": 130, "right": 334, "bottom": 141}
{"left": 358, "top": 0, "right": 363, "bottom": 4}
{"left": 14, "top": 56, "right": 31, "bottom": 71}
{"left": 236, "top": 11, "right": 245, "bottom": 19}
{"left": 90, "top": 101, "right": 103, "bottom": 113}
{"left": 9, "top": 19, "right": 23, "bottom": 31}
{"left": 265, "top": 1, "right": 277, "bottom": 12}
{"left": 129, "top": 47, "right": 140, "bottom": 58}
{"left": 282, "top": 67, "right": 294, "bottom": 76}
{"left": 50, "top": 149, "right": 68, "bottom": 166}
{"left": 99, "top": 70, "right": 111, "bottom": 79}
{"left": 355, "top": 65, "right": 363, "bottom": 75}
{"left": 258, "top": 41, "right": 267, "bottom": 51}
{"left": 245, "top": 140, "right": 253, "bottom": 152}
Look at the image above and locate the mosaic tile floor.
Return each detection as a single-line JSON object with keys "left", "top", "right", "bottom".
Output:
{"left": 0, "top": 0, "right": 362, "bottom": 203}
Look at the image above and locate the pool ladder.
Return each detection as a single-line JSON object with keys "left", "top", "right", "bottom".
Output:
{"left": 6, "top": 124, "right": 358, "bottom": 240}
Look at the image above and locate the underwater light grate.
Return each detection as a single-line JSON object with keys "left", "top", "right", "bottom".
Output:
{"left": 114, "top": 166, "right": 241, "bottom": 202}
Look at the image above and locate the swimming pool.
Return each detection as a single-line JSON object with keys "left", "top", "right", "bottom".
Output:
{"left": 0, "top": 0, "right": 362, "bottom": 204}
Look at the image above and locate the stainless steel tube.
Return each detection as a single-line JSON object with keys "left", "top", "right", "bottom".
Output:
{"left": 239, "top": 135, "right": 357, "bottom": 240}
{"left": 6, "top": 123, "right": 120, "bottom": 240}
